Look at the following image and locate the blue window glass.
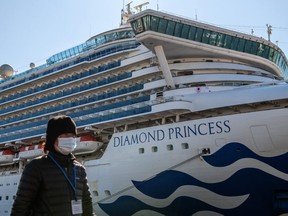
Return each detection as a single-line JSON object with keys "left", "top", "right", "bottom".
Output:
{"left": 195, "top": 28, "right": 203, "bottom": 42}
{"left": 174, "top": 23, "right": 183, "bottom": 37}
{"left": 181, "top": 24, "right": 190, "bottom": 39}
{"left": 251, "top": 42, "right": 259, "bottom": 55}
{"left": 230, "top": 37, "right": 239, "bottom": 50}
{"left": 223, "top": 35, "right": 232, "bottom": 48}
{"left": 143, "top": 15, "right": 151, "bottom": 31}
{"left": 216, "top": 33, "right": 225, "bottom": 47}
{"left": 188, "top": 26, "right": 197, "bottom": 40}
{"left": 257, "top": 44, "right": 265, "bottom": 56}
{"left": 166, "top": 20, "right": 176, "bottom": 36}
{"left": 202, "top": 29, "right": 211, "bottom": 44}
{"left": 151, "top": 16, "right": 160, "bottom": 31}
{"left": 158, "top": 18, "right": 168, "bottom": 33}
{"left": 244, "top": 40, "right": 252, "bottom": 53}
{"left": 209, "top": 32, "right": 218, "bottom": 45}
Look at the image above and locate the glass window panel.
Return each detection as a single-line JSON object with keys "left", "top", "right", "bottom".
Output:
{"left": 249, "top": 41, "right": 258, "bottom": 54}
{"left": 158, "top": 18, "right": 168, "bottom": 33}
{"left": 143, "top": 15, "right": 151, "bottom": 31}
{"left": 181, "top": 24, "right": 190, "bottom": 39}
{"left": 244, "top": 40, "right": 252, "bottom": 53}
{"left": 273, "top": 50, "right": 279, "bottom": 63}
{"left": 97, "top": 36, "right": 105, "bottom": 46}
{"left": 131, "top": 19, "right": 144, "bottom": 34}
{"left": 166, "top": 21, "right": 176, "bottom": 35}
{"left": 209, "top": 31, "right": 218, "bottom": 45}
{"left": 262, "top": 45, "right": 270, "bottom": 58}
{"left": 269, "top": 48, "right": 275, "bottom": 61}
{"left": 151, "top": 16, "right": 160, "bottom": 31}
{"left": 202, "top": 29, "right": 211, "bottom": 44}
{"left": 223, "top": 35, "right": 232, "bottom": 48}
{"left": 257, "top": 44, "right": 265, "bottom": 56}
{"left": 65, "top": 50, "right": 71, "bottom": 57}
{"left": 216, "top": 33, "right": 225, "bottom": 47}
{"left": 105, "top": 33, "right": 114, "bottom": 42}
{"left": 174, "top": 23, "right": 183, "bottom": 37}
{"left": 237, "top": 38, "right": 245, "bottom": 52}
{"left": 230, "top": 37, "right": 239, "bottom": 50}
{"left": 195, "top": 28, "right": 203, "bottom": 42}
{"left": 188, "top": 26, "right": 197, "bottom": 40}
{"left": 73, "top": 47, "right": 79, "bottom": 55}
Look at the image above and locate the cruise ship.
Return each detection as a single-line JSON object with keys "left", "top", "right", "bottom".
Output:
{"left": 1, "top": 3, "right": 288, "bottom": 216}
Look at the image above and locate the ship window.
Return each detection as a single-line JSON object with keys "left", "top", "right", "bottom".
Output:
{"left": 0, "top": 196, "right": 1, "bottom": 200}
{"left": 167, "top": 144, "right": 173, "bottom": 151}
{"left": 202, "top": 29, "right": 211, "bottom": 43}
{"left": 195, "top": 28, "right": 203, "bottom": 42}
{"left": 6, "top": 196, "right": 9, "bottom": 200}
{"left": 105, "top": 190, "right": 111, "bottom": 196}
{"left": 216, "top": 33, "right": 225, "bottom": 47}
{"left": 151, "top": 16, "right": 160, "bottom": 31}
{"left": 188, "top": 26, "right": 196, "bottom": 40}
{"left": 166, "top": 20, "right": 176, "bottom": 36}
{"left": 223, "top": 35, "right": 232, "bottom": 48}
{"left": 182, "top": 143, "right": 189, "bottom": 149}
{"left": 139, "top": 148, "right": 145, "bottom": 154}
{"left": 250, "top": 41, "right": 259, "bottom": 55}
{"left": 152, "top": 146, "right": 158, "bottom": 152}
{"left": 209, "top": 31, "right": 218, "bottom": 45}
{"left": 237, "top": 38, "right": 245, "bottom": 52}
{"left": 244, "top": 40, "right": 252, "bottom": 53}
{"left": 92, "top": 191, "right": 99, "bottom": 196}
{"left": 142, "top": 15, "right": 151, "bottom": 31}
{"left": 158, "top": 19, "right": 168, "bottom": 33}
{"left": 181, "top": 24, "right": 190, "bottom": 39}
{"left": 174, "top": 23, "right": 183, "bottom": 37}
{"left": 230, "top": 36, "right": 239, "bottom": 50}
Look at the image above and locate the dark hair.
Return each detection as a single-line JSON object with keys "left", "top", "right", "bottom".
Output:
{"left": 44, "top": 115, "right": 77, "bottom": 153}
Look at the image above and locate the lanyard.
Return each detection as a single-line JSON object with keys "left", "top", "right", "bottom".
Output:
{"left": 48, "top": 154, "right": 77, "bottom": 200}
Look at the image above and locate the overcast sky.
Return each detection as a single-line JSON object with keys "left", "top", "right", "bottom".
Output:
{"left": 1, "top": 0, "right": 287, "bottom": 73}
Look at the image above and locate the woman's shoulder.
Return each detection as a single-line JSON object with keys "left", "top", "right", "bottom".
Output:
{"left": 25, "top": 154, "right": 50, "bottom": 168}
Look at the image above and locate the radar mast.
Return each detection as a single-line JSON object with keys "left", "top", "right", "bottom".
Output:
{"left": 120, "top": 1, "right": 149, "bottom": 26}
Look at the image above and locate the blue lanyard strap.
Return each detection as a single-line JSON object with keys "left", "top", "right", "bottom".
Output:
{"left": 48, "top": 154, "right": 77, "bottom": 199}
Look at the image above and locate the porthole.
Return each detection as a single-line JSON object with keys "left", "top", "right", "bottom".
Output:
{"left": 167, "top": 144, "right": 173, "bottom": 151}
{"left": 105, "top": 190, "right": 111, "bottom": 196}
{"left": 181, "top": 143, "right": 189, "bottom": 149}
{"left": 152, "top": 146, "right": 158, "bottom": 152}
{"left": 139, "top": 148, "right": 145, "bottom": 154}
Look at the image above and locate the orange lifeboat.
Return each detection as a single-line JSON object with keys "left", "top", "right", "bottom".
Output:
{"left": 0, "top": 150, "right": 14, "bottom": 164}
{"left": 74, "top": 135, "right": 103, "bottom": 155}
{"left": 19, "top": 143, "right": 45, "bottom": 159}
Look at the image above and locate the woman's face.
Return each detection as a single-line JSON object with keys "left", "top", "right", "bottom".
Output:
{"left": 54, "top": 133, "right": 76, "bottom": 153}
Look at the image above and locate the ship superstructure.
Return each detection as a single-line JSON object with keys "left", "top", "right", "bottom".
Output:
{"left": 1, "top": 4, "right": 288, "bottom": 216}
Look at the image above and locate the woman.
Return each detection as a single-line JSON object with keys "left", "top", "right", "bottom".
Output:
{"left": 11, "top": 115, "right": 95, "bottom": 216}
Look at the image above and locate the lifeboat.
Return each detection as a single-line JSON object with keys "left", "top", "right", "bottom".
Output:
{"left": 74, "top": 135, "right": 103, "bottom": 155}
{"left": 19, "top": 143, "right": 44, "bottom": 159}
{"left": 17, "top": 136, "right": 102, "bottom": 159}
{"left": 0, "top": 150, "right": 14, "bottom": 164}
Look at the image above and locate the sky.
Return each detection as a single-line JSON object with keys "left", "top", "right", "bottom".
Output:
{"left": 0, "top": 0, "right": 287, "bottom": 74}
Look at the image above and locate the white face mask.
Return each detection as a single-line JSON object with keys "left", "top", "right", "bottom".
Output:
{"left": 57, "top": 137, "right": 77, "bottom": 155}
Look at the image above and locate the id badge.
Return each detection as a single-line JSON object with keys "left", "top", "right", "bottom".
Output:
{"left": 71, "top": 199, "right": 83, "bottom": 215}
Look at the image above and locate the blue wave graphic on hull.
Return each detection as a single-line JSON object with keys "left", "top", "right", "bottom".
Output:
{"left": 98, "top": 142, "right": 288, "bottom": 216}
{"left": 203, "top": 142, "right": 288, "bottom": 173}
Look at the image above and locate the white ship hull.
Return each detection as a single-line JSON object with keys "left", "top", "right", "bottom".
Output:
{"left": 86, "top": 105, "right": 288, "bottom": 216}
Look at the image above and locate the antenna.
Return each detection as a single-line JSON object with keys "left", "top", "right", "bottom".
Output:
{"left": 266, "top": 24, "right": 272, "bottom": 41}
{"left": 134, "top": 2, "right": 149, "bottom": 13}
